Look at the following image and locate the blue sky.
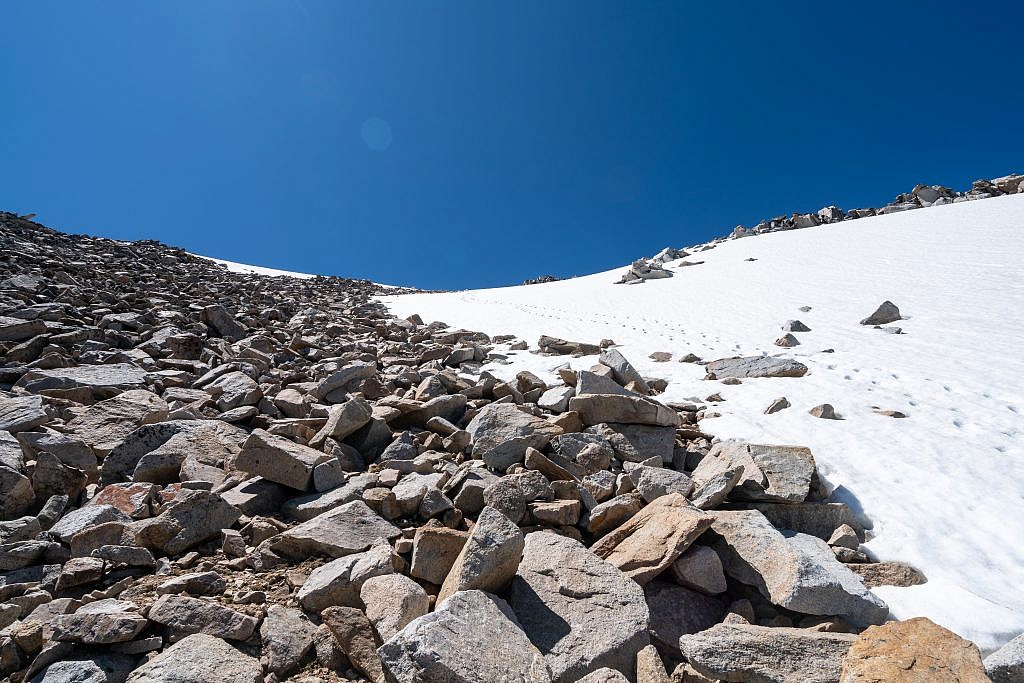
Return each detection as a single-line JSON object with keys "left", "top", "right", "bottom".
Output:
{"left": 2, "top": 2, "right": 1021, "bottom": 289}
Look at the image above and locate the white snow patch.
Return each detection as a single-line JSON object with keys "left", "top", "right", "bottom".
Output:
{"left": 381, "top": 193, "right": 1024, "bottom": 650}
{"left": 192, "top": 253, "right": 318, "bottom": 279}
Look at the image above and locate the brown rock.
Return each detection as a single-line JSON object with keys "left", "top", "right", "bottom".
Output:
{"left": 840, "top": 617, "right": 988, "bottom": 682}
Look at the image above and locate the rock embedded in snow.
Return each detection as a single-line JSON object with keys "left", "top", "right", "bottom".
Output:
{"left": 783, "top": 319, "right": 811, "bottom": 332}
{"left": 840, "top": 617, "right": 989, "bottom": 682}
{"left": 809, "top": 403, "right": 840, "bottom": 419}
{"left": 509, "top": 531, "right": 650, "bottom": 682}
{"left": 680, "top": 623, "right": 857, "bottom": 683}
{"left": 775, "top": 332, "right": 800, "bottom": 347}
{"left": 598, "top": 348, "right": 651, "bottom": 394}
{"left": 764, "top": 396, "right": 791, "bottom": 414}
{"left": 985, "top": 632, "right": 1024, "bottom": 682}
{"left": 859, "top": 300, "right": 902, "bottom": 325}
{"left": 704, "top": 356, "right": 808, "bottom": 379}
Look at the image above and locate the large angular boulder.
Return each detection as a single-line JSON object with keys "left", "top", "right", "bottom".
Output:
{"left": 840, "top": 617, "right": 989, "bottom": 682}
{"left": 268, "top": 500, "right": 401, "bottom": 558}
{"left": 148, "top": 594, "right": 258, "bottom": 641}
{"left": 680, "top": 623, "right": 857, "bottom": 683}
{"left": 261, "top": 604, "right": 317, "bottom": 678}
{"left": 438, "top": 506, "right": 525, "bottom": 604}
{"left": 379, "top": 589, "right": 551, "bottom": 683}
{"left": 467, "top": 403, "right": 563, "bottom": 470}
{"left": 590, "top": 493, "right": 712, "bottom": 585}
{"left": 360, "top": 573, "right": 430, "bottom": 642}
{"left": 16, "top": 363, "right": 148, "bottom": 398}
{"left": 297, "top": 540, "right": 394, "bottom": 611}
{"left": 588, "top": 423, "right": 676, "bottom": 464}
{"left": 692, "top": 441, "right": 815, "bottom": 503}
{"left": 710, "top": 510, "right": 888, "bottom": 626}
{"left": 598, "top": 348, "right": 650, "bottom": 394}
{"left": 65, "top": 389, "right": 168, "bottom": 455}
{"left": 308, "top": 396, "right": 373, "bottom": 448}
{"left": 704, "top": 356, "right": 808, "bottom": 379}
{"left": 235, "top": 428, "right": 332, "bottom": 491}
{"left": 134, "top": 489, "right": 241, "bottom": 555}
{"left": 126, "top": 633, "right": 261, "bottom": 683}
{"left": 509, "top": 531, "right": 649, "bottom": 682}
{"left": 52, "top": 599, "right": 147, "bottom": 645}
{"left": 322, "top": 605, "right": 387, "bottom": 683}
{"left": 569, "top": 395, "right": 678, "bottom": 427}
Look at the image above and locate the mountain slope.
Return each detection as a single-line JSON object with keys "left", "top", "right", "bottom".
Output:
{"left": 383, "top": 192, "right": 1024, "bottom": 649}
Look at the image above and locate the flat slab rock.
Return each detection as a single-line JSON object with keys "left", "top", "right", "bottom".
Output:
{"left": 16, "top": 363, "right": 148, "bottom": 395}
{"left": 268, "top": 499, "right": 401, "bottom": 558}
{"left": 704, "top": 356, "right": 808, "bottom": 379}
{"left": 590, "top": 493, "right": 712, "bottom": 585}
{"left": 125, "top": 632, "right": 262, "bottom": 683}
{"left": 693, "top": 440, "right": 815, "bottom": 503}
{"left": 680, "top": 623, "right": 857, "bottom": 683}
{"left": 379, "top": 589, "right": 551, "bottom": 683}
{"left": 509, "top": 531, "right": 650, "bottom": 683}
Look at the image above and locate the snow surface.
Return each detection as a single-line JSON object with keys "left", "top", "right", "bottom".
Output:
{"left": 382, "top": 193, "right": 1024, "bottom": 650}
{"left": 192, "top": 254, "right": 318, "bottom": 279}
{"left": 190, "top": 253, "right": 404, "bottom": 290}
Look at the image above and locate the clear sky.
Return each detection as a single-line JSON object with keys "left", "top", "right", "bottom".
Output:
{"left": 2, "top": 2, "right": 1021, "bottom": 289}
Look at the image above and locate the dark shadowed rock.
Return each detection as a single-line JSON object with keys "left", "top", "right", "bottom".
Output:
{"left": 859, "top": 301, "right": 901, "bottom": 325}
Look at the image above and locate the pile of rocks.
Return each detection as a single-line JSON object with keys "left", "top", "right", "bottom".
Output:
{"left": 523, "top": 275, "right": 560, "bottom": 286}
{"left": 2, "top": 210, "right": 1020, "bottom": 683}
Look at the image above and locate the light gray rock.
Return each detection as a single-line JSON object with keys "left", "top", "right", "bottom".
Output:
{"left": 710, "top": 510, "right": 888, "bottom": 626}
{"left": 0, "top": 395, "right": 49, "bottom": 433}
{"left": 576, "top": 669, "right": 629, "bottom": 683}
{"left": 438, "top": 506, "right": 525, "bottom": 604}
{"left": 569, "top": 395, "right": 678, "bottom": 427}
{"left": 269, "top": 500, "right": 400, "bottom": 558}
{"left": 297, "top": 540, "right": 394, "bottom": 611}
{"left": 308, "top": 396, "right": 373, "bottom": 448}
{"left": 50, "top": 505, "right": 131, "bottom": 543}
{"left": 598, "top": 348, "right": 651, "bottom": 394}
{"left": 313, "top": 361, "right": 377, "bottom": 400}
{"left": 148, "top": 594, "right": 257, "bottom": 641}
{"left": 206, "top": 371, "right": 261, "bottom": 411}
{"left": 984, "top": 632, "right": 1024, "bottom": 682}
{"left": 134, "top": 489, "right": 240, "bottom": 555}
{"left": 575, "top": 370, "right": 634, "bottom": 397}
{"left": 704, "top": 356, "right": 808, "bottom": 379}
{"left": 467, "top": 403, "right": 563, "bottom": 470}
{"left": 52, "top": 599, "right": 147, "bottom": 645}
{"left": 261, "top": 604, "right": 317, "bottom": 677}
{"left": 630, "top": 466, "right": 694, "bottom": 502}
{"left": 360, "top": 573, "right": 429, "bottom": 641}
{"left": 235, "top": 428, "right": 331, "bottom": 491}
{"left": 126, "top": 632, "right": 262, "bottom": 683}
{"left": 17, "top": 363, "right": 148, "bottom": 398}
{"left": 538, "top": 386, "right": 575, "bottom": 412}
{"left": 692, "top": 441, "right": 815, "bottom": 503}
{"left": 0, "top": 316, "right": 46, "bottom": 342}
{"left": 588, "top": 423, "right": 676, "bottom": 464}
{"left": 29, "top": 654, "right": 136, "bottom": 683}
{"left": 581, "top": 492, "right": 644, "bottom": 537}
{"left": 860, "top": 300, "right": 901, "bottom": 325}
{"left": 509, "top": 531, "right": 649, "bottom": 682}
{"left": 680, "top": 623, "right": 856, "bottom": 683}
{"left": 379, "top": 589, "right": 550, "bottom": 683}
